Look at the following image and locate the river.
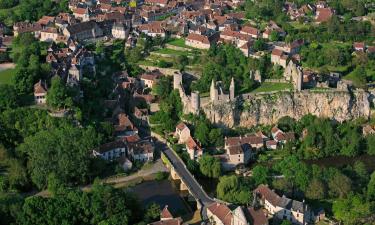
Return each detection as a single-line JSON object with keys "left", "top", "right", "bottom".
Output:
{"left": 304, "top": 154, "right": 375, "bottom": 172}
{"left": 128, "top": 179, "right": 191, "bottom": 214}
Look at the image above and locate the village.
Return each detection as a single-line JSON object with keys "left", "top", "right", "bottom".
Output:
{"left": 0, "top": 0, "right": 375, "bottom": 225}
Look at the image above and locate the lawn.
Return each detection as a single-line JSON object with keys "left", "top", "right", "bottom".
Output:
{"left": 0, "top": 68, "right": 16, "bottom": 84}
{"left": 154, "top": 48, "right": 191, "bottom": 57}
{"left": 251, "top": 82, "right": 293, "bottom": 93}
{"left": 167, "top": 38, "right": 191, "bottom": 49}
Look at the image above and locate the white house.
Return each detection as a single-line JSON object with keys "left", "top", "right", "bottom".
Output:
{"left": 254, "top": 184, "right": 312, "bottom": 225}
{"left": 92, "top": 140, "right": 127, "bottom": 160}
{"left": 128, "top": 140, "right": 154, "bottom": 162}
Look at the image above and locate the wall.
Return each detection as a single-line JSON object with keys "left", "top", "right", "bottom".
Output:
{"left": 203, "top": 90, "right": 371, "bottom": 128}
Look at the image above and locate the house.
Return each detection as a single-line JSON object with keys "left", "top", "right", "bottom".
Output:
{"left": 133, "top": 107, "right": 149, "bottom": 127}
{"left": 140, "top": 70, "right": 162, "bottom": 88}
{"left": 114, "top": 112, "right": 138, "bottom": 137}
{"left": 207, "top": 203, "right": 266, "bottom": 225}
{"left": 353, "top": 42, "right": 365, "bottom": 52}
{"left": 112, "top": 22, "right": 129, "bottom": 39}
{"left": 266, "top": 140, "right": 278, "bottom": 150}
{"left": 149, "top": 205, "right": 182, "bottom": 225}
{"left": 138, "top": 22, "right": 166, "bottom": 37}
{"left": 240, "top": 26, "right": 260, "bottom": 39}
{"left": 254, "top": 184, "right": 312, "bottom": 225}
{"left": 73, "top": 7, "right": 90, "bottom": 21}
{"left": 271, "top": 49, "right": 288, "bottom": 68}
{"left": 224, "top": 136, "right": 256, "bottom": 170}
{"left": 40, "top": 28, "right": 59, "bottom": 42}
{"left": 145, "top": 0, "right": 169, "bottom": 7}
{"left": 185, "top": 33, "right": 219, "bottom": 49}
{"left": 63, "top": 21, "right": 103, "bottom": 41}
{"left": 36, "top": 16, "right": 55, "bottom": 28}
{"left": 13, "top": 22, "right": 42, "bottom": 37}
{"left": 186, "top": 136, "right": 202, "bottom": 160}
{"left": 127, "top": 140, "right": 154, "bottom": 162}
{"left": 246, "top": 207, "right": 269, "bottom": 225}
{"left": 34, "top": 80, "right": 48, "bottom": 104}
{"left": 315, "top": 8, "right": 334, "bottom": 23}
{"left": 175, "top": 122, "right": 191, "bottom": 144}
{"left": 271, "top": 127, "right": 295, "bottom": 144}
{"left": 262, "top": 21, "right": 286, "bottom": 39}
{"left": 92, "top": 140, "right": 126, "bottom": 160}
{"left": 207, "top": 203, "right": 233, "bottom": 225}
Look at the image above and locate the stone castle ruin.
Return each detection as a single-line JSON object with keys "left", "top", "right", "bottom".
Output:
{"left": 173, "top": 69, "right": 371, "bottom": 128}
{"left": 173, "top": 72, "right": 200, "bottom": 115}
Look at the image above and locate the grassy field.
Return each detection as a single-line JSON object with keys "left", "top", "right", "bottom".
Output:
{"left": 251, "top": 82, "right": 292, "bottom": 93}
{"left": 154, "top": 48, "right": 192, "bottom": 56}
{"left": 0, "top": 68, "right": 16, "bottom": 84}
{"left": 167, "top": 38, "right": 191, "bottom": 49}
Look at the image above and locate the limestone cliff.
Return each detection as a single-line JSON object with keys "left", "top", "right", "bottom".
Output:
{"left": 203, "top": 90, "right": 371, "bottom": 128}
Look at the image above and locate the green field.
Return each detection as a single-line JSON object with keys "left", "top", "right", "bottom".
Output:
{"left": 0, "top": 69, "right": 16, "bottom": 84}
{"left": 251, "top": 82, "right": 292, "bottom": 93}
{"left": 167, "top": 38, "right": 192, "bottom": 49}
{"left": 154, "top": 48, "right": 192, "bottom": 57}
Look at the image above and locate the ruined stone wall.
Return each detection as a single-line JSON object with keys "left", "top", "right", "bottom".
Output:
{"left": 202, "top": 90, "right": 371, "bottom": 128}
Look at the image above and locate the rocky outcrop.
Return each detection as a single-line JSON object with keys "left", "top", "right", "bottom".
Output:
{"left": 203, "top": 90, "right": 371, "bottom": 128}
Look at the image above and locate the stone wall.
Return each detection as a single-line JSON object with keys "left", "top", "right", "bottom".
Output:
{"left": 203, "top": 90, "right": 371, "bottom": 128}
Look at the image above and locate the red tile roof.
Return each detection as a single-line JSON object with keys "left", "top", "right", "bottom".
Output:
{"left": 207, "top": 203, "right": 232, "bottom": 225}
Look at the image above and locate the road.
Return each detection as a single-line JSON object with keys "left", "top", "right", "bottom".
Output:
{"left": 160, "top": 142, "right": 214, "bottom": 206}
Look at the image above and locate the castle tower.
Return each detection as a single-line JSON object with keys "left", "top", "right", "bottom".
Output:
{"left": 210, "top": 79, "right": 218, "bottom": 102}
{"left": 173, "top": 72, "right": 183, "bottom": 90}
{"left": 296, "top": 67, "right": 303, "bottom": 91}
{"left": 191, "top": 91, "right": 200, "bottom": 114}
{"left": 229, "top": 77, "right": 235, "bottom": 100}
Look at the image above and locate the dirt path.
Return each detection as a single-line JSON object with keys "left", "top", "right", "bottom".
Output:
{"left": 0, "top": 63, "right": 15, "bottom": 72}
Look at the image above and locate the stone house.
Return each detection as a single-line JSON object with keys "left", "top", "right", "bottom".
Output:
{"left": 185, "top": 33, "right": 219, "bottom": 49}
{"left": 140, "top": 70, "right": 162, "bottom": 88}
{"left": 266, "top": 140, "right": 278, "bottom": 150}
{"left": 13, "top": 22, "right": 42, "bottom": 38}
{"left": 63, "top": 21, "right": 103, "bottom": 41}
{"left": 73, "top": 7, "right": 90, "bottom": 22}
{"left": 315, "top": 7, "right": 334, "bottom": 23}
{"left": 271, "top": 49, "right": 288, "bottom": 68}
{"left": 40, "top": 28, "right": 60, "bottom": 42}
{"left": 175, "top": 122, "right": 191, "bottom": 144}
{"left": 254, "top": 184, "right": 312, "bottom": 225}
{"left": 112, "top": 22, "right": 129, "bottom": 39}
{"left": 240, "top": 25, "right": 260, "bottom": 39}
{"left": 34, "top": 80, "right": 48, "bottom": 104}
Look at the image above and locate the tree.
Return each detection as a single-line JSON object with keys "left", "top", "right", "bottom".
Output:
{"left": 269, "top": 31, "right": 279, "bottom": 42}
{"left": 333, "top": 194, "right": 372, "bottom": 225}
{"left": 216, "top": 175, "right": 251, "bottom": 204}
{"left": 0, "top": 84, "right": 18, "bottom": 111}
{"left": 144, "top": 203, "right": 160, "bottom": 223}
{"left": 176, "top": 55, "right": 189, "bottom": 70}
{"left": 366, "top": 134, "right": 375, "bottom": 155}
{"left": 17, "top": 125, "right": 101, "bottom": 189}
{"left": 7, "top": 158, "right": 29, "bottom": 190}
{"left": 367, "top": 171, "right": 375, "bottom": 201}
{"left": 199, "top": 154, "right": 221, "bottom": 178}
{"left": 253, "top": 39, "right": 266, "bottom": 52}
{"left": 280, "top": 220, "right": 292, "bottom": 225}
{"left": 208, "top": 128, "right": 223, "bottom": 147}
{"left": 46, "top": 76, "right": 73, "bottom": 109}
{"left": 252, "top": 165, "right": 270, "bottom": 186}
{"left": 306, "top": 179, "right": 326, "bottom": 200}
{"left": 195, "top": 122, "right": 210, "bottom": 146}
{"left": 353, "top": 161, "right": 369, "bottom": 185}
{"left": 152, "top": 76, "right": 171, "bottom": 99}
{"left": 328, "top": 172, "right": 352, "bottom": 198}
